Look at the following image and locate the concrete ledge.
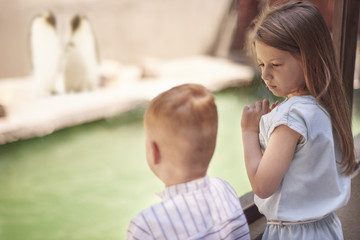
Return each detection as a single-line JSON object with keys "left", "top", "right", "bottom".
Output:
{"left": 239, "top": 192, "right": 265, "bottom": 240}
{"left": 248, "top": 217, "right": 266, "bottom": 240}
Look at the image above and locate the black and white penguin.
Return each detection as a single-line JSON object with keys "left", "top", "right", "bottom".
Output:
{"left": 30, "top": 11, "right": 61, "bottom": 95}
{"left": 64, "top": 14, "right": 100, "bottom": 92}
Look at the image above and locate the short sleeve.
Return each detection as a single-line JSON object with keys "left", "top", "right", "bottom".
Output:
{"left": 265, "top": 104, "right": 308, "bottom": 148}
{"left": 286, "top": 106, "right": 308, "bottom": 141}
{"left": 127, "top": 214, "right": 153, "bottom": 240}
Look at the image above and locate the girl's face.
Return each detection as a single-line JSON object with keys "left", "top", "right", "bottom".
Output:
{"left": 255, "top": 41, "right": 307, "bottom": 98}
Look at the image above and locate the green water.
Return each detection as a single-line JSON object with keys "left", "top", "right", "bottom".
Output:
{"left": 0, "top": 86, "right": 359, "bottom": 240}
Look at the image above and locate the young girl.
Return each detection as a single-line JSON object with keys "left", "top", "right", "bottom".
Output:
{"left": 241, "top": 1, "right": 356, "bottom": 239}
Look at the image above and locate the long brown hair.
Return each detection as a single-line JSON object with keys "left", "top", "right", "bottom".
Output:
{"left": 248, "top": 1, "right": 355, "bottom": 174}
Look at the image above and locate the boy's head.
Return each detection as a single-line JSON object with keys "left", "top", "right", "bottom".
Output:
{"left": 144, "top": 83, "right": 218, "bottom": 185}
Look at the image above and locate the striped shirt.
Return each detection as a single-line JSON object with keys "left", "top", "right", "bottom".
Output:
{"left": 127, "top": 175, "right": 250, "bottom": 240}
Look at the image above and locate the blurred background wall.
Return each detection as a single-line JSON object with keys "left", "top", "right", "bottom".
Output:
{"left": 0, "top": 0, "right": 358, "bottom": 80}
{"left": 0, "top": 0, "right": 232, "bottom": 78}
{"left": 231, "top": 0, "right": 336, "bottom": 51}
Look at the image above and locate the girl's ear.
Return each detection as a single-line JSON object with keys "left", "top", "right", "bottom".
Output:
{"left": 151, "top": 141, "right": 161, "bottom": 164}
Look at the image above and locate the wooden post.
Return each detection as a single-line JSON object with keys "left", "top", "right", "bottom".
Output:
{"left": 332, "top": 0, "right": 360, "bottom": 111}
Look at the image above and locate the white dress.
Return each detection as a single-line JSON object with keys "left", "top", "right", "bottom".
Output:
{"left": 256, "top": 95, "right": 350, "bottom": 239}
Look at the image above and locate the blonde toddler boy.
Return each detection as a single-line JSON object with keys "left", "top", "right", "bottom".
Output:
{"left": 127, "top": 83, "right": 250, "bottom": 240}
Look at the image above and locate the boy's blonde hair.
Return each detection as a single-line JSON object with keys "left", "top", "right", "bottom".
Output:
{"left": 247, "top": 1, "right": 355, "bottom": 175}
{"left": 144, "top": 83, "right": 218, "bottom": 168}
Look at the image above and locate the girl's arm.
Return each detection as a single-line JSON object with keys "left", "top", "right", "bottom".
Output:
{"left": 241, "top": 99, "right": 301, "bottom": 199}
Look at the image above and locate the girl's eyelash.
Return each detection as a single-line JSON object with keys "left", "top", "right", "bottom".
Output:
{"left": 257, "top": 63, "right": 281, "bottom": 67}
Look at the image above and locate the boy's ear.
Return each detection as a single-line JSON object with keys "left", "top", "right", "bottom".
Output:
{"left": 151, "top": 141, "right": 161, "bottom": 164}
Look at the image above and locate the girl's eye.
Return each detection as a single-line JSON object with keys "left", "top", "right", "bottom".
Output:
{"left": 272, "top": 63, "right": 281, "bottom": 67}
{"left": 258, "top": 63, "right": 264, "bottom": 68}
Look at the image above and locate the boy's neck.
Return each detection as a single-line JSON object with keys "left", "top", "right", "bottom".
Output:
{"left": 164, "top": 172, "right": 207, "bottom": 187}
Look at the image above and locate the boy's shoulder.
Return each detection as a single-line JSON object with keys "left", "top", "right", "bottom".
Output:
{"left": 129, "top": 176, "right": 239, "bottom": 221}
{"left": 127, "top": 177, "right": 247, "bottom": 240}
{"left": 210, "top": 177, "right": 238, "bottom": 193}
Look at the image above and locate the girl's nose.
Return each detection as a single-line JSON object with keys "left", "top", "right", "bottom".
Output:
{"left": 261, "top": 67, "right": 273, "bottom": 81}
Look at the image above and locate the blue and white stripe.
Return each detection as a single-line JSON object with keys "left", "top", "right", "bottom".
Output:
{"left": 127, "top": 176, "right": 250, "bottom": 240}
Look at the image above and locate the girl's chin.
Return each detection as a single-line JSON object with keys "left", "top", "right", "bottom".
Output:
{"left": 268, "top": 89, "right": 280, "bottom": 96}
{"left": 269, "top": 90, "right": 287, "bottom": 98}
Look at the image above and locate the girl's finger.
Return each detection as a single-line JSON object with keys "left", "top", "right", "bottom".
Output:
{"left": 262, "top": 99, "right": 270, "bottom": 113}
{"left": 255, "top": 101, "right": 262, "bottom": 111}
{"left": 269, "top": 101, "right": 280, "bottom": 112}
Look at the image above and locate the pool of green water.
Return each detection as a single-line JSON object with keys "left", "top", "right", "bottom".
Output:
{"left": 0, "top": 86, "right": 359, "bottom": 240}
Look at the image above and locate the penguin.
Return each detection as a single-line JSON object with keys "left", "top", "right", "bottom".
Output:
{"left": 30, "top": 11, "right": 61, "bottom": 95}
{"left": 64, "top": 14, "right": 100, "bottom": 92}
